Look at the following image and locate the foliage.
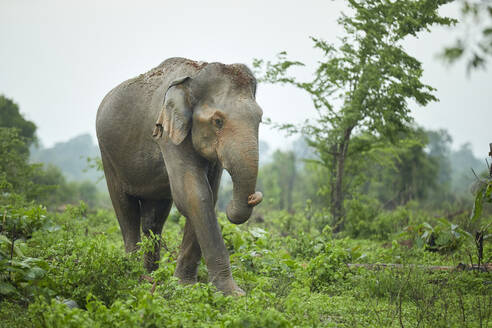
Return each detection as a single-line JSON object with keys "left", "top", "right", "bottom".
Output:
{"left": 254, "top": 0, "right": 456, "bottom": 229}
{"left": 442, "top": 0, "right": 492, "bottom": 71}
{"left": 344, "top": 195, "right": 383, "bottom": 239}
{"left": 0, "top": 127, "right": 39, "bottom": 198}
{"left": 31, "top": 164, "right": 103, "bottom": 209}
{"left": 49, "top": 234, "right": 141, "bottom": 306}
{"left": 0, "top": 95, "right": 37, "bottom": 146}
{"left": 340, "top": 127, "right": 462, "bottom": 211}
{"left": 401, "top": 217, "right": 466, "bottom": 253}
{"left": 307, "top": 240, "right": 352, "bottom": 292}
{"left": 0, "top": 195, "right": 488, "bottom": 327}
{"left": 356, "top": 267, "right": 491, "bottom": 327}
{"left": 0, "top": 203, "right": 50, "bottom": 239}
{"left": 466, "top": 158, "right": 492, "bottom": 267}
{"left": 0, "top": 204, "right": 54, "bottom": 303}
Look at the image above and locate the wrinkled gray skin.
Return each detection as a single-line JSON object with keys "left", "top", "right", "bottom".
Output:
{"left": 96, "top": 58, "right": 263, "bottom": 295}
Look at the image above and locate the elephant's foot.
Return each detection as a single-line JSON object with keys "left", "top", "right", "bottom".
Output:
{"left": 212, "top": 276, "right": 245, "bottom": 296}
{"left": 174, "top": 263, "right": 198, "bottom": 284}
{"left": 144, "top": 251, "right": 160, "bottom": 272}
{"left": 206, "top": 257, "right": 245, "bottom": 296}
{"left": 174, "top": 272, "right": 198, "bottom": 285}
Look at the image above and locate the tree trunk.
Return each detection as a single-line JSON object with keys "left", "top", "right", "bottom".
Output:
{"left": 329, "top": 146, "right": 337, "bottom": 223}
{"left": 286, "top": 153, "right": 296, "bottom": 213}
{"left": 331, "top": 152, "right": 345, "bottom": 232}
{"left": 331, "top": 126, "right": 353, "bottom": 232}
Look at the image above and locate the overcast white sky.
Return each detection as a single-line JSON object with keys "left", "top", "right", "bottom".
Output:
{"left": 0, "top": 0, "right": 490, "bottom": 157}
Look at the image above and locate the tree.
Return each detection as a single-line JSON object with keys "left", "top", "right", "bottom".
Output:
{"left": 0, "top": 95, "right": 36, "bottom": 146}
{"left": 0, "top": 128, "right": 33, "bottom": 196}
{"left": 361, "top": 128, "right": 441, "bottom": 207}
{"left": 255, "top": 0, "right": 455, "bottom": 230}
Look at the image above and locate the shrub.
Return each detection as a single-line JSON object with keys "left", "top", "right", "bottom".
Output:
{"left": 0, "top": 203, "right": 55, "bottom": 302}
{"left": 0, "top": 203, "right": 49, "bottom": 240}
{"left": 344, "top": 196, "right": 381, "bottom": 238}
{"left": 306, "top": 237, "right": 352, "bottom": 292}
{"left": 48, "top": 234, "right": 142, "bottom": 306}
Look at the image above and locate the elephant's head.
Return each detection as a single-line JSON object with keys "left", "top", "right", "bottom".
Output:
{"left": 153, "top": 63, "right": 263, "bottom": 224}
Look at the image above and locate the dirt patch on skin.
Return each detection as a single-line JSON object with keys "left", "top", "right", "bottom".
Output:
{"left": 148, "top": 69, "right": 163, "bottom": 78}
{"left": 183, "top": 59, "right": 208, "bottom": 70}
{"left": 219, "top": 64, "right": 256, "bottom": 90}
{"left": 146, "top": 58, "right": 208, "bottom": 82}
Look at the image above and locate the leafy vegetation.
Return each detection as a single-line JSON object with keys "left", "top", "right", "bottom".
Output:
{"left": 0, "top": 200, "right": 490, "bottom": 327}
{"left": 442, "top": 0, "right": 492, "bottom": 71}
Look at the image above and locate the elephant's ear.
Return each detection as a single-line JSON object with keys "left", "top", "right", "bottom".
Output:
{"left": 153, "top": 76, "right": 193, "bottom": 145}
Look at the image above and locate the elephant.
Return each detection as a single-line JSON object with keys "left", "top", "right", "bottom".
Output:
{"left": 96, "top": 57, "right": 263, "bottom": 295}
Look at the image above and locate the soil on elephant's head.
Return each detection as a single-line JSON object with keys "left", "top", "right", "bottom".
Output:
{"left": 183, "top": 59, "right": 208, "bottom": 70}
{"left": 220, "top": 64, "right": 256, "bottom": 90}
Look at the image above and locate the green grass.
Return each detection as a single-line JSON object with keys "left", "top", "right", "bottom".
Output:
{"left": 0, "top": 204, "right": 490, "bottom": 327}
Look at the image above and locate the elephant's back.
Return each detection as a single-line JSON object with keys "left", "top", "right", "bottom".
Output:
{"left": 96, "top": 58, "right": 208, "bottom": 198}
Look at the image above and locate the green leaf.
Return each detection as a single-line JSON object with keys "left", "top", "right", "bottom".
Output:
{"left": 25, "top": 267, "right": 45, "bottom": 281}
{"left": 0, "top": 281, "right": 16, "bottom": 295}
{"left": 421, "top": 231, "right": 429, "bottom": 240}
{"left": 0, "top": 234, "right": 24, "bottom": 257}
{"left": 470, "top": 185, "right": 484, "bottom": 221}
{"left": 250, "top": 227, "right": 267, "bottom": 238}
{"left": 423, "top": 222, "right": 433, "bottom": 231}
{"left": 436, "top": 217, "right": 451, "bottom": 226}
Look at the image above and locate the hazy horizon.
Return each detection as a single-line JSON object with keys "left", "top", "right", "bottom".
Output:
{"left": 1, "top": 0, "right": 491, "bottom": 157}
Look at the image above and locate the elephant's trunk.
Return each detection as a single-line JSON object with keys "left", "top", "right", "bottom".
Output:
{"left": 222, "top": 139, "right": 262, "bottom": 224}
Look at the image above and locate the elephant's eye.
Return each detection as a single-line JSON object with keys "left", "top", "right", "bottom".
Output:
{"left": 214, "top": 118, "right": 223, "bottom": 129}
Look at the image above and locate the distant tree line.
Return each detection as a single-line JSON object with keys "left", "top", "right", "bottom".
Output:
{"left": 0, "top": 95, "right": 107, "bottom": 209}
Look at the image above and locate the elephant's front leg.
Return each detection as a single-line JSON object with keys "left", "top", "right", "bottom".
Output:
{"left": 163, "top": 148, "right": 243, "bottom": 295}
{"left": 174, "top": 164, "right": 223, "bottom": 285}
{"left": 174, "top": 174, "right": 242, "bottom": 295}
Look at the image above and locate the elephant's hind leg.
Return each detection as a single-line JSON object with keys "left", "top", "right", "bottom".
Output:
{"left": 107, "top": 185, "right": 141, "bottom": 252}
{"left": 102, "top": 156, "right": 141, "bottom": 252}
{"left": 141, "top": 199, "right": 173, "bottom": 272}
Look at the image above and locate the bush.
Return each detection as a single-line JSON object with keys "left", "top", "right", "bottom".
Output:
{"left": 47, "top": 233, "right": 142, "bottom": 306}
{"left": 344, "top": 196, "right": 381, "bottom": 238}
{"left": 344, "top": 197, "right": 418, "bottom": 240}
{"left": 0, "top": 203, "right": 49, "bottom": 239}
{"left": 0, "top": 204, "right": 54, "bottom": 302}
{"left": 306, "top": 241, "right": 351, "bottom": 292}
